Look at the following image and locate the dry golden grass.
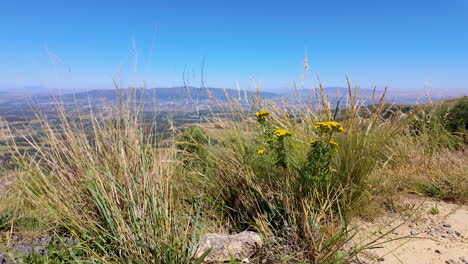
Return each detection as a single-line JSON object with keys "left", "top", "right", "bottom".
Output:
{"left": 379, "top": 148, "right": 468, "bottom": 205}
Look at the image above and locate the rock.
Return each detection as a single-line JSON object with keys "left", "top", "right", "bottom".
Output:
{"left": 443, "top": 223, "right": 452, "bottom": 228}
{"left": 460, "top": 257, "right": 468, "bottom": 264}
{"left": 435, "top": 249, "right": 442, "bottom": 254}
{"left": 455, "top": 231, "right": 462, "bottom": 237}
{"left": 195, "top": 231, "right": 263, "bottom": 263}
{"left": 447, "top": 230, "right": 453, "bottom": 234}
{"left": 342, "top": 241, "right": 353, "bottom": 250}
{"left": 410, "top": 231, "right": 417, "bottom": 235}
{"left": 378, "top": 257, "right": 385, "bottom": 261}
{"left": 446, "top": 259, "right": 456, "bottom": 264}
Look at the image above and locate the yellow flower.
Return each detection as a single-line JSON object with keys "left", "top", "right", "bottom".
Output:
{"left": 329, "top": 141, "right": 339, "bottom": 146}
{"left": 257, "top": 149, "right": 266, "bottom": 154}
{"left": 309, "top": 139, "right": 322, "bottom": 145}
{"left": 255, "top": 110, "right": 270, "bottom": 121}
{"left": 265, "top": 138, "right": 274, "bottom": 143}
{"left": 274, "top": 129, "right": 292, "bottom": 137}
{"left": 314, "top": 121, "right": 344, "bottom": 132}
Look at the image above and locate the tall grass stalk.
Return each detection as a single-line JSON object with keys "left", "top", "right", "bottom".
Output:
{"left": 8, "top": 90, "right": 206, "bottom": 263}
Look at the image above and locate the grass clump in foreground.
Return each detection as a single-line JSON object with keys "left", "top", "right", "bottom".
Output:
{"left": 4, "top": 102, "right": 208, "bottom": 263}
{"left": 1, "top": 83, "right": 465, "bottom": 263}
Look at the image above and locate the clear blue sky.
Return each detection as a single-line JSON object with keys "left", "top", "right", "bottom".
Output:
{"left": 1, "top": 0, "right": 467, "bottom": 92}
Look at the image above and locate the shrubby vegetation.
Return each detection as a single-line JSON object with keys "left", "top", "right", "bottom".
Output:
{"left": 0, "top": 86, "right": 466, "bottom": 263}
{"left": 444, "top": 97, "right": 468, "bottom": 134}
{"left": 377, "top": 96, "right": 468, "bottom": 207}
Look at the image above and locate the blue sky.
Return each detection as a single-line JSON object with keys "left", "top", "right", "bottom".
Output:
{"left": 1, "top": 0, "right": 467, "bottom": 93}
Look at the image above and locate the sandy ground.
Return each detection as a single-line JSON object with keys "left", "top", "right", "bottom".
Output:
{"left": 353, "top": 196, "right": 468, "bottom": 264}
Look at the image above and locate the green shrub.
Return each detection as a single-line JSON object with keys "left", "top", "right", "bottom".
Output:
{"left": 445, "top": 97, "right": 468, "bottom": 133}
{"left": 0, "top": 211, "right": 12, "bottom": 232}
{"left": 409, "top": 103, "right": 461, "bottom": 150}
{"left": 24, "top": 237, "right": 85, "bottom": 264}
{"left": 177, "top": 126, "right": 211, "bottom": 153}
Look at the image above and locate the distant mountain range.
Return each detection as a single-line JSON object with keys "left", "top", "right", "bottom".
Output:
{"left": 284, "top": 87, "right": 466, "bottom": 105}
{"left": 1, "top": 86, "right": 465, "bottom": 108}
{"left": 2, "top": 87, "right": 278, "bottom": 108}
{"left": 60, "top": 86, "right": 277, "bottom": 103}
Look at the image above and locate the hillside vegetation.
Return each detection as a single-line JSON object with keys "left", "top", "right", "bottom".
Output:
{"left": 0, "top": 86, "right": 466, "bottom": 263}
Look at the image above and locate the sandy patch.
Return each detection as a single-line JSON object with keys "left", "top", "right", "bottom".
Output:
{"left": 353, "top": 196, "right": 468, "bottom": 264}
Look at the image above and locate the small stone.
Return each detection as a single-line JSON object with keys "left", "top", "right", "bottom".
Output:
{"left": 378, "top": 257, "right": 385, "bottom": 262}
{"left": 435, "top": 249, "right": 442, "bottom": 254}
{"left": 446, "top": 260, "right": 456, "bottom": 264}
{"left": 460, "top": 257, "right": 468, "bottom": 264}
{"left": 194, "top": 231, "right": 263, "bottom": 263}
{"left": 443, "top": 223, "right": 452, "bottom": 228}
{"left": 447, "top": 230, "right": 453, "bottom": 234}
{"left": 442, "top": 234, "right": 447, "bottom": 238}
{"left": 455, "top": 231, "right": 462, "bottom": 237}
{"left": 410, "top": 231, "right": 417, "bottom": 235}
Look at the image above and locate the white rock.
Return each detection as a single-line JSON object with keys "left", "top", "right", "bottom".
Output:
{"left": 195, "top": 231, "right": 263, "bottom": 263}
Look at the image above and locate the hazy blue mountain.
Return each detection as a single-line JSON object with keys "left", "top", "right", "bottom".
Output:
{"left": 282, "top": 87, "right": 466, "bottom": 105}
{"left": 24, "top": 86, "right": 278, "bottom": 106}
{"left": 2, "top": 86, "right": 465, "bottom": 108}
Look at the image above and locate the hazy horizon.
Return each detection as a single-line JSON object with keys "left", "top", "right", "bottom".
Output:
{"left": 1, "top": 84, "right": 466, "bottom": 99}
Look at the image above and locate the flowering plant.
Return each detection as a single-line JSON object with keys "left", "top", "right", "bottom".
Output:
{"left": 302, "top": 121, "right": 344, "bottom": 195}
{"left": 255, "top": 110, "right": 270, "bottom": 123}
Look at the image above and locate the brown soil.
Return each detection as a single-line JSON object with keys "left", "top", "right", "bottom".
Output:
{"left": 354, "top": 196, "right": 468, "bottom": 264}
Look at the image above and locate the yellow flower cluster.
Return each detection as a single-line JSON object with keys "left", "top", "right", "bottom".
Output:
{"left": 274, "top": 129, "right": 292, "bottom": 137}
{"left": 309, "top": 139, "right": 322, "bottom": 145}
{"left": 255, "top": 110, "right": 270, "bottom": 121}
{"left": 314, "top": 121, "right": 344, "bottom": 132}
{"left": 257, "top": 149, "right": 266, "bottom": 154}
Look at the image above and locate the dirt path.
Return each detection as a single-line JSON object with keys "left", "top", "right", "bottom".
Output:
{"left": 354, "top": 196, "right": 468, "bottom": 264}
